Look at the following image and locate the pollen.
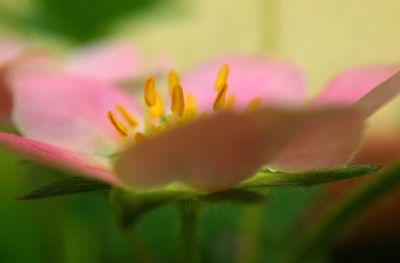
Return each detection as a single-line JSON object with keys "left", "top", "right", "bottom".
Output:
{"left": 107, "top": 111, "right": 129, "bottom": 138}
{"left": 215, "top": 64, "right": 229, "bottom": 91}
{"left": 116, "top": 104, "right": 138, "bottom": 127}
{"left": 213, "top": 83, "right": 228, "bottom": 111}
{"left": 171, "top": 84, "right": 185, "bottom": 116}
{"left": 144, "top": 76, "right": 156, "bottom": 107}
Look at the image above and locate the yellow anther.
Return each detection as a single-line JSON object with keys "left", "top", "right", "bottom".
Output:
{"left": 107, "top": 111, "right": 129, "bottom": 138}
{"left": 225, "top": 95, "right": 235, "bottom": 110}
{"left": 168, "top": 70, "right": 180, "bottom": 96}
{"left": 150, "top": 92, "right": 164, "bottom": 118}
{"left": 134, "top": 132, "right": 146, "bottom": 143}
{"left": 144, "top": 76, "right": 156, "bottom": 107}
{"left": 214, "top": 64, "right": 229, "bottom": 91}
{"left": 213, "top": 83, "right": 228, "bottom": 111}
{"left": 245, "top": 98, "right": 262, "bottom": 112}
{"left": 186, "top": 94, "right": 197, "bottom": 114}
{"left": 116, "top": 104, "right": 138, "bottom": 127}
{"left": 171, "top": 84, "right": 185, "bottom": 116}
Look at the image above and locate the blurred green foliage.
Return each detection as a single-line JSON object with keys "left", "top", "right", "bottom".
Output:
{"left": 2, "top": 0, "right": 166, "bottom": 43}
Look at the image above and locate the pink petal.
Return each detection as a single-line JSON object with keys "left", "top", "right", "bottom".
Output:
{"left": 0, "top": 51, "right": 61, "bottom": 124}
{"left": 180, "top": 56, "right": 307, "bottom": 111}
{"left": 354, "top": 69, "right": 400, "bottom": 117}
{"left": 268, "top": 110, "right": 364, "bottom": 172}
{"left": 115, "top": 107, "right": 363, "bottom": 192}
{"left": 314, "top": 65, "right": 399, "bottom": 107}
{"left": 0, "top": 132, "right": 119, "bottom": 185}
{"left": 12, "top": 73, "right": 141, "bottom": 155}
{"left": 67, "top": 41, "right": 140, "bottom": 84}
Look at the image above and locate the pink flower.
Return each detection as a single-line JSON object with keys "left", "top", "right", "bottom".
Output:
{"left": 0, "top": 56, "right": 399, "bottom": 192}
{"left": 0, "top": 40, "right": 144, "bottom": 125}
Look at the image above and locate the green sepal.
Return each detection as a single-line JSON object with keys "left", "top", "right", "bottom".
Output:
{"left": 15, "top": 176, "right": 111, "bottom": 200}
{"left": 237, "top": 164, "right": 382, "bottom": 189}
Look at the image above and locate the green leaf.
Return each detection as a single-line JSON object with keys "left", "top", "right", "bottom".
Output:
{"left": 237, "top": 165, "right": 382, "bottom": 189}
{"left": 16, "top": 177, "right": 111, "bottom": 200}
{"left": 203, "top": 188, "right": 269, "bottom": 203}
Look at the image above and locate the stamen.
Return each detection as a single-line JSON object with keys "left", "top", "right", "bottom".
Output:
{"left": 225, "top": 95, "right": 235, "bottom": 110}
{"left": 134, "top": 132, "right": 146, "bottom": 143}
{"left": 150, "top": 92, "right": 164, "bottom": 118}
{"left": 116, "top": 104, "right": 138, "bottom": 127}
{"left": 171, "top": 84, "right": 185, "bottom": 116}
{"left": 186, "top": 93, "right": 197, "bottom": 115}
{"left": 215, "top": 64, "right": 229, "bottom": 91}
{"left": 144, "top": 76, "right": 156, "bottom": 107}
{"left": 107, "top": 111, "right": 128, "bottom": 137}
{"left": 168, "top": 70, "right": 180, "bottom": 96}
{"left": 213, "top": 83, "right": 228, "bottom": 111}
{"left": 245, "top": 98, "right": 262, "bottom": 112}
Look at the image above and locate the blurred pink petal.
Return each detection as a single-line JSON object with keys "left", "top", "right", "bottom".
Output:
{"left": 354, "top": 70, "right": 400, "bottom": 117}
{"left": 12, "top": 73, "right": 141, "bottom": 154}
{"left": 0, "top": 50, "right": 61, "bottom": 124}
{"left": 115, "top": 107, "right": 363, "bottom": 192}
{"left": 314, "top": 65, "right": 399, "bottom": 106}
{"left": 181, "top": 56, "right": 307, "bottom": 111}
{"left": 67, "top": 41, "right": 140, "bottom": 83}
{"left": 0, "top": 132, "right": 119, "bottom": 184}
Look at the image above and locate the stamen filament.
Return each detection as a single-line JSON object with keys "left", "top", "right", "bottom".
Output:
{"left": 215, "top": 64, "right": 229, "bottom": 91}
{"left": 107, "top": 111, "right": 129, "bottom": 137}
{"left": 213, "top": 83, "right": 228, "bottom": 111}
{"left": 144, "top": 76, "right": 156, "bottom": 107}
{"left": 171, "top": 84, "right": 185, "bottom": 116}
{"left": 225, "top": 95, "right": 235, "bottom": 110}
{"left": 116, "top": 104, "right": 138, "bottom": 127}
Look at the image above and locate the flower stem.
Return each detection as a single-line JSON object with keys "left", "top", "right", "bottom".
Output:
{"left": 178, "top": 200, "right": 200, "bottom": 263}
{"left": 287, "top": 161, "right": 400, "bottom": 263}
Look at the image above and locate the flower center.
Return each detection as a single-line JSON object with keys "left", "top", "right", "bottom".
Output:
{"left": 107, "top": 65, "right": 261, "bottom": 143}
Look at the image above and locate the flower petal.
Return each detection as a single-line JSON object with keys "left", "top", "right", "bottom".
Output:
{"left": 0, "top": 132, "right": 119, "bottom": 185}
{"left": 12, "top": 73, "right": 141, "bottom": 155}
{"left": 180, "top": 56, "right": 307, "bottom": 111}
{"left": 0, "top": 50, "right": 61, "bottom": 124}
{"left": 67, "top": 41, "right": 140, "bottom": 84}
{"left": 115, "top": 107, "right": 364, "bottom": 192}
{"left": 314, "top": 65, "right": 399, "bottom": 107}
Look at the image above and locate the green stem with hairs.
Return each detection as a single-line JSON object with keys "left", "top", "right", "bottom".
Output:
{"left": 178, "top": 200, "right": 200, "bottom": 263}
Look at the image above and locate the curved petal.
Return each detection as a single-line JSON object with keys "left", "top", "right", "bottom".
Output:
{"left": 180, "top": 56, "right": 307, "bottom": 111}
{"left": 0, "top": 40, "right": 25, "bottom": 123}
{"left": 115, "top": 107, "right": 364, "bottom": 192}
{"left": 67, "top": 41, "right": 140, "bottom": 84}
{"left": 12, "top": 73, "right": 141, "bottom": 155}
{"left": 0, "top": 51, "right": 61, "bottom": 124}
{"left": 0, "top": 132, "right": 119, "bottom": 185}
{"left": 314, "top": 65, "right": 399, "bottom": 107}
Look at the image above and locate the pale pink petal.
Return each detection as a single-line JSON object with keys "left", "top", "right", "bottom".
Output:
{"left": 0, "top": 51, "right": 61, "bottom": 124}
{"left": 268, "top": 110, "right": 365, "bottom": 172}
{"left": 180, "top": 56, "right": 307, "bottom": 111}
{"left": 12, "top": 73, "right": 141, "bottom": 155}
{"left": 354, "top": 70, "right": 400, "bottom": 117}
{"left": 67, "top": 41, "right": 140, "bottom": 83}
{"left": 115, "top": 107, "right": 363, "bottom": 192}
{"left": 314, "top": 65, "right": 399, "bottom": 107}
{"left": 0, "top": 132, "right": 119, "bottom": 185}
{"left": 0, "top": 40, "right": 25, "bottom": 64}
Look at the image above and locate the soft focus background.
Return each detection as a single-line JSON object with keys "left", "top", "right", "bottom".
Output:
{"left": 1, "top": 0, "right": 400, "bottom": 262}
